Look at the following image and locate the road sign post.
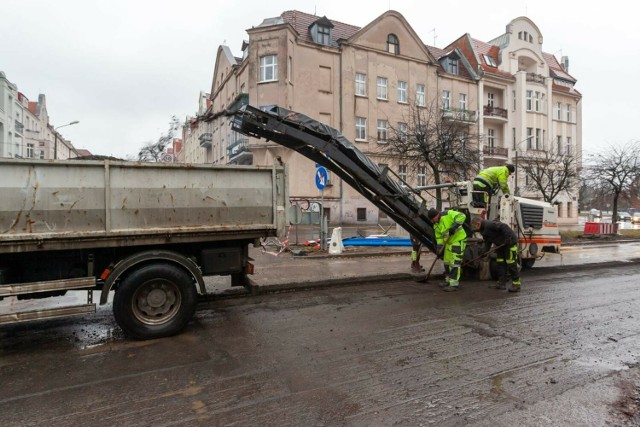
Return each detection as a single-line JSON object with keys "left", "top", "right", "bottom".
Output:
{"left": 315, "top": 167, "right": 328, "bottom": 251}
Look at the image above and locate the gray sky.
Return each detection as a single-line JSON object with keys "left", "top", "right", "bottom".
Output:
{"left": 2, "top": 0, "right": 637, "bottom": 159}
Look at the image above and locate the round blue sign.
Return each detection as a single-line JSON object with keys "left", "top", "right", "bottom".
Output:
{"left": 315, "top": 166, "right": 328, "bottom": 190}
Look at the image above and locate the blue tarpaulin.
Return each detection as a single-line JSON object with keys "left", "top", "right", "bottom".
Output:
{"left": 341, "top": 237, "right": 412, "bottom": 247}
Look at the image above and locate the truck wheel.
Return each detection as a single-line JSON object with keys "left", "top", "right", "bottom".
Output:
{"left": 113, "top": 263, "right": 197, "bottom": 340}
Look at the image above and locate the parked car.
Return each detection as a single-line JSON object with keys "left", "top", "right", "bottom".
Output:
{"left": 616, "top": 211, "right": 632, "bottom": 221}
{"left": 589, "top": 208, "right": 602, "bottom": 218}
{"left": 632, "top": 212, "right": 640, "bottom": 224}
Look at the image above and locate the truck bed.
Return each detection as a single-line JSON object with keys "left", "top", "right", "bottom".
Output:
{"left": 0, "top": 159, "right": 288, "bottom": 253}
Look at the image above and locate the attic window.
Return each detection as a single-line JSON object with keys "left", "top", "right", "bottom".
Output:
{"left": 447, "top": 58, "right": 459, "bottom": 75}
{"left": 387, "top": 34, "right": 399, "bottom": 55}
{"left": 317, "top": 25, "right": 331, "bottom": 46}
{"left": 483, "top": 54, "right": 497, "bottom": 67}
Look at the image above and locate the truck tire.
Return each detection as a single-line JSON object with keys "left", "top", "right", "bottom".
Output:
{"left": 113, "top": 263, "right": 197, "bottom": 340}
{"left": 521, "top": 258, "right": 535, "bottom": 269}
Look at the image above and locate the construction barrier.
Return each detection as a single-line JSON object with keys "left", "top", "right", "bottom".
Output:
{"left": 583, "top": 222, "right": 618, "bottom": 235}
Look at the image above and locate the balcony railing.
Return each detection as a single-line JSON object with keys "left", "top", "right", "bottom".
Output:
{"left": 483, "top": 146, "right": 508, "bottom": 157}
{"left": 442, "top": 108, "right": 476, "bottom": 122}
{"left": 526, "top": 73, "right": 546, "bottom": 84}
{"left": 483, "top": 105, "right": 508, "bottom": 119}
{"left": 199, "top": 132, "right": 212, "bottom": 148}
{"left": 227, "top": 138, "right": 249, "bottom": 158}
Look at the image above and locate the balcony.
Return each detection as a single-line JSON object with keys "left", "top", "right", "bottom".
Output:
{"left": 483, "top": 105, "right": 508, "bottom": 120}
{"left": 442, "top": 108, "right": 476, "bottom": 122}
{"left": 199, "top": 132, "right": 212, "bottom": 148}
{"left": 227, "top": 137, "right": 252, "bottom": 164}
{"left": 526, "top": 73, "right": 546, "bottom": 84}
{"left": 483, "top": 146, "right": 508, "bottom": 158}
{"left": 14, "top": 120, "right": 24, "bottom": 135}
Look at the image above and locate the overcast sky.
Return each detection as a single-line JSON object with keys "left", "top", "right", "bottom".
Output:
{"left": 2, "top": 0, "right": 637, "bottom": 159}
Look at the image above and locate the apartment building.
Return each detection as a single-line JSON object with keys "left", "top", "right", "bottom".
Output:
{"left": 189, "top": 10, "right": 581, "bottom": 225}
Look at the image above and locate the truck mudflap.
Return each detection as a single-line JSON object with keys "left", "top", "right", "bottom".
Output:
{"left": 232, "top": 105, "right": 438, "bottom": 253}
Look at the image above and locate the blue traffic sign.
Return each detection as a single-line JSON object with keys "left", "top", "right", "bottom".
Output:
{"left": 315, "top": 166, "right": 328, "bottom": 190}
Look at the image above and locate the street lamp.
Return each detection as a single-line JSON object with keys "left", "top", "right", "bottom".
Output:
{"left": 53, "top": 121, "right": 79, "bottom": 159}
{"left": 514, "top": 135, "right": 534, "bottom": 196}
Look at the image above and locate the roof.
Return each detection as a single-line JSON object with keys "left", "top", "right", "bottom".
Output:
{"left": 279, "top": 10, "right": 361, "bottom": 46}
{"left": 472, "top": 39, "right": 514, "bottom": 79}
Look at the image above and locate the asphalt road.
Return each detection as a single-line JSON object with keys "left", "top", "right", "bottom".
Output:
{"left": 1, "top": 261, "right": 640, "bottom": 426}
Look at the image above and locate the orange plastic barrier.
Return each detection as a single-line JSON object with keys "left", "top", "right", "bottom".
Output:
{"left": 583, "top": 222, "right": 618, "bottom": 235}
{"left": 583, "top": 222, "right": 599, "bottom": 235}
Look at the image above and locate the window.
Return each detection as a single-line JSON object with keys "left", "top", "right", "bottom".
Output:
{"left": 417, "top": 166, "right": 427, "bottom": 187}
{"left": 259, "top": 55, "right": 278, "bottom": 82}
{"left": 459, "top": 93, "right": 467, "bottom": 110}
{"left": 357, "top": 207, "right": 367, "bottom": 221}
{"left": 442, "top": 90, "right": 450, "bottom": 109}
{"left": 487, "top": 129, "right": 495, "bottom": 148}
{"left": 317, "top": 25, "right": 331, "bottom": 46}
{"left": 397, "top": 81, "right": 407, "bottom": 103}
{"left": 526, "top": 90, "right": 532, "bottom": 111}
{"left": 566, "top": 136, "right": 572, "bottom": 155}
{"left": 398, "top": 122, "right": 408, "bottom": 142}
{"left": 513, "top": 90, "right": 516, "bottom": 111}
{"left": 355, "top": 117, "right": 367, "bottom": 140}
{"left": 487, "top": 92, "right": 495, "bottom": 107}
{"left": 287, "top": 56, "right": 292, "bottom": 82}
{"left": 26, "top": 143, "right": 34, "bottom": 158}
{"left": 483, "top": 54, "right": 497, "bottom": 67}
{"left": 448, "top": 58, "right": 459, "bottom": 75}
{"left": 526, "top": 127, "right": 533, "bottom": 149}
{"left": 355, "top": 73, "right": 366, "bottom": 96}
{"left": 386, "top": 34, "right": 399, "bottom": 54}
{"left": 416, "top": 84, "right": 425, "bottom": 106}
{"left": 535, "top": 128, "right": 541, "bottom": 150}
{"left": 566, "top": 104, "right": 572, "bottom": 122}
{"left": 557, "top": 135, "right": 562, "bottom": 153}
{"left": 377, "top": 77, "right": 388, "bottom": 100}
{"left": 398, "top": 164, "right": 407, "bottom": 182}
{"left": 556, "top": 102, "right": 562, "bottom": 120}
{"left": 377, "top": 119, "right": 388, "bottom": 142}
{"left": 534, "top": 92, "right": 540, "bottom": 112}
{"left": 39, "top": 150, "right": 45, "bottom": 159}
{"left": 512, "top": 128, "right": 516, "bottom": 150}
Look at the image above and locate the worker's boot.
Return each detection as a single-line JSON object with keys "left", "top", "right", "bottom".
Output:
{"left": 508, "top": 284, "right": 521, "bottom": 293}
{"left": 411, "top": 261, "right": 423, "bottom": 273}
{"left": 443, "top": 285, "right": 458, "bottom": 292}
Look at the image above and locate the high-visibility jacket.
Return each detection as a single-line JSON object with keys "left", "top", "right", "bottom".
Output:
{"left": 475, "top": 166, "right": 511, "bottom": 194}
{"left": 434, "top": 209, "right": 467, "bottom": 245}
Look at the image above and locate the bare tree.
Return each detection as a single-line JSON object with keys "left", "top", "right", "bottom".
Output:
{"left": 375, "top": 100, "right": 481, "bottom": 209}
{"left": 584, "top": 141, "right": 640, "bottom": 222}
{"left": 518, "top": 146, "right": 580, "bottom": 203}
{"left": 138, "top": 116, "right": 181, "bottom": 162}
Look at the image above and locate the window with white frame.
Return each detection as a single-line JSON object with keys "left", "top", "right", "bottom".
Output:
{"left": 398, "top": 122, "right": 408, "bottom": 142}
{"left": 526, "top": 90, "right": 532, "bottom": 111}
{"left": 526, "top": 127, "right": 533, "bottom": 149}
{"left": 416, "top": 84, "right": 425, "bottom": 106}
{"left": 487, "top": 129, "right": 495, "bottom": 148}
{"left": 535, "top": 128, "right": 541, "bottom": 150}
{"left": 398, "top": 164, "right": 407, "bottom": 182}
{"left": 487, "top": 92, "right": 495, "bottom": 107}
{"left": 566, "top": 136, "right": 572, "bottom": 155}
{"left": 556, "top": 102, "right": 562, "bottom": 120}
{"left": 259, "top": 55, "right": 278, "bottom": 82}
{"left": 355, "top": 117, "right": 367, "bottom": 140}
{"left": 377, "top": 77, "right": 388, "bottom": 100}
{"left": 26, "top": 143, "right": 34, "bottom": 158}
{"left": 355, "top": 73, "right": 366, "bottom": 96}
{"left": 377, "top": 119, "right": 388, "bottom": 142}
{"left": 442, "top": 90, "right": 450, "bottom": 109}
{"left": 397, "top": 80, "right": 407, "bottom": 103}
{"left": 417, "top": 166, "right": 427, "bottom": 187}
{"left": 534, "top": 91, "right": 540, "bottom": 112}
{"left": 566, "top": 104, "right": 572, "bottom": 122}
{"left": 459, "top": 93, "right": 467, "bottom": 110}
{"left": 557, "top": 135, "right": 562, "bottom": 153}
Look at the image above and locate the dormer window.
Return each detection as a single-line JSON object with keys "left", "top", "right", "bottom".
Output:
{"left": 387, "top": 34, "right": 399, "bottom": 55}
{"left": 518, "top": 31, "right": 533, "bottom": 43}
{"left": 447, "top": 58, "right": 459, "bottom": 75}
{"left": 310, "top": 17, "right": 334, "bottom": 46}
{"left": 483, "top": 54, "right": 497, "bottom": 67}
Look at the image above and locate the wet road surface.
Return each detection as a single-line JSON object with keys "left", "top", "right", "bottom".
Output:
{"left": 2, "top": 261, "right": 640, "bottom": 426}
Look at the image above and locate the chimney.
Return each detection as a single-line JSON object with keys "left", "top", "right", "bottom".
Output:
{"left": 560, "top": 56, "right": 569, "bottom": 72}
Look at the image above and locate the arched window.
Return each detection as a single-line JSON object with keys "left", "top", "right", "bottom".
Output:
{"left": 387, "top": 34, "right": 399, "bottom": 55}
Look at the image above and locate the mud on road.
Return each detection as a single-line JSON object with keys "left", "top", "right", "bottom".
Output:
{"left": 1, "top": 262, "right": 640, "bottom": 426}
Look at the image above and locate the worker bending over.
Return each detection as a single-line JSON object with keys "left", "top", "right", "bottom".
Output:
{"left": 427, "top": 208, "right": 467, "bottom": 292}
{"left": 471, "top": 217, "right": 521, "bottom": 293}
{"left": 472, "top": 164, "right": 515, "bottom": 207}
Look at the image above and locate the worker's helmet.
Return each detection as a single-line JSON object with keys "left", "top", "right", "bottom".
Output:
{"left": 427, "top": 208, "right": 440, "bottom": 222}
{"left": 505, "top": 164, "right": 515, "bottom": 174}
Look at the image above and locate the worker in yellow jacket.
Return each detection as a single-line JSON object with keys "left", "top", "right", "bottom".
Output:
{"left": 427, "top": 208, "right": 467, "bottom": 292}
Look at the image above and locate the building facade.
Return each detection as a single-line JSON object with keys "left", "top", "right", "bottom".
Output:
{"left": 185, "top": 10, "right": 581, "bottom": 225}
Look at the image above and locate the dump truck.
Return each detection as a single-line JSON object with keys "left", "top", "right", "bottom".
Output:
{"left": 231, "top": 104, "right": 560, "bottom": 278}
{"left": 0, "top": 158, "right": 288, "bottom": 339}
